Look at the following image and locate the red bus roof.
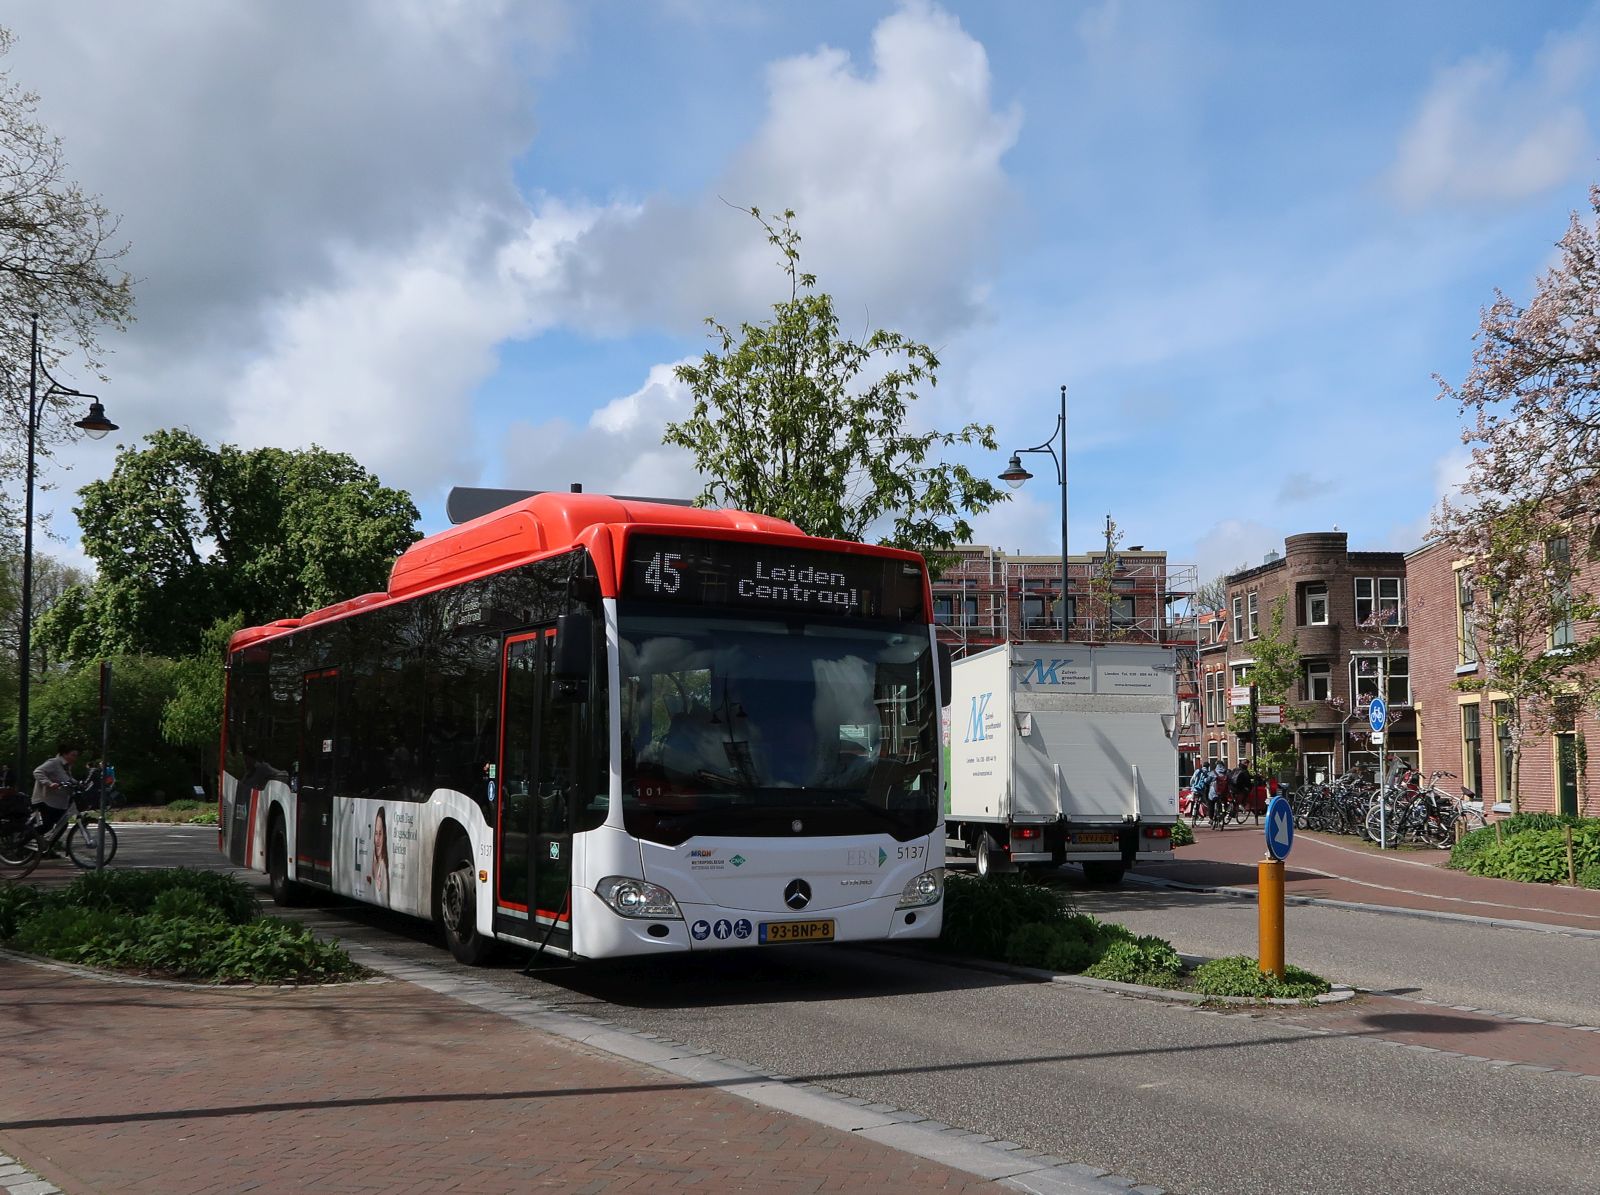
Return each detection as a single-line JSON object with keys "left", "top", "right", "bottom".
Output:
{"left": 229, "top": 491, "right": 928, "bottom": 653}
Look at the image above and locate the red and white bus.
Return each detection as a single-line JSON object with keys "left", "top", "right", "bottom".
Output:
{"left": 220, "top": 492, "right": 946, "bottom": 962}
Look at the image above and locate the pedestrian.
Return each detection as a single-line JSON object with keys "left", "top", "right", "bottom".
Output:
{"left": 32, "top": 742, "right": 80, "bottom": 836}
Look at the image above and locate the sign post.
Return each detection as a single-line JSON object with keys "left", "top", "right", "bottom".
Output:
{"left": 96, "top": 660, "right": 112, "bottom": 870}
{"left": 1259, "top": 794, "right": 1294, "bottom": 979}
{"left": 1369, "top": 695, "right": 1388, "bottom": 849}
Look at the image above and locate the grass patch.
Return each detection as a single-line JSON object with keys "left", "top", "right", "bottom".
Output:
{"left": 940, "top": 872, "right": 1330, "bottom": 1000}
{"left": 1, "top": 868, "right": 363, "bottom": 984}
{"left": 114, "top": 799, "right": 219, "bottom": 825}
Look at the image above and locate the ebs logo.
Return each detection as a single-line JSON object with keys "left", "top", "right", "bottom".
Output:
{"left": 963, "top": 692, "right": 993, "bottom": 743}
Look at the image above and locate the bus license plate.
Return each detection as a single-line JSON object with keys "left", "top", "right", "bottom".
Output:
{"left": 1073, "top": 833, "right": 1116, "bottom": 844}
{"left": 759, "top": 919, "right": 835, "bottom": 944}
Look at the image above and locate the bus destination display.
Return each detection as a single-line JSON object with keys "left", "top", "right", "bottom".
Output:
{"left": 623, "top": 535, "right": 925, "bottom": 621}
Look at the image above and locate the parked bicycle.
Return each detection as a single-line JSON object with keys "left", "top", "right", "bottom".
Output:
{"left": 0, "top": 767, "right": 120, "bottom": 880}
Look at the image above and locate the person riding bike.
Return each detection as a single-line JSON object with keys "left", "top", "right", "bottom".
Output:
{"left": 32, "top": 742, "right": 81, "bottom": 837}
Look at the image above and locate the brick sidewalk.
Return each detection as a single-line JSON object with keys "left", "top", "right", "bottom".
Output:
{"left": 0, "top": 958, "right": 993, "bottom": 1195}
{"left": 1139, "top": 826, "right": 1600, "bottom": 932}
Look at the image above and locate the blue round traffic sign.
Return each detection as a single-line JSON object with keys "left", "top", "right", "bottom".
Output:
{"left": 1264, "top": 795, "right": 1294, "bottom": 861}
{"left": 1368, "top": 696, "right": 1387, "bottom": 731}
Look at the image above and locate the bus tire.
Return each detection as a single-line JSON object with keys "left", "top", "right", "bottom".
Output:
{"left": 267, "top": 816, "right": 305, "bottom": 907}
{"left": 1082, "top": 862, "right": 1125, "bottom": 887}
{"left": 436, "top": 832, "right": 494, "bottom": 966}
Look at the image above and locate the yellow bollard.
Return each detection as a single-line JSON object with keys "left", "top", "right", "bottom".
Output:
{"left": 1258, "top": 857, "right": 1285, "bottom": 980}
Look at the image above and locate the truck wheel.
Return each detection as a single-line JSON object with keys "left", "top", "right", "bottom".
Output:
{"left": 975, "top": 833, "right": 996, "bottom": 879}
{"left": 1082, "top": 862, "right": 1125, "bottom": 886}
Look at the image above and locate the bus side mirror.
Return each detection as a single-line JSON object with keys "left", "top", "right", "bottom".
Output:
{"left": 553, "top": 611, "right": 594, "bottom": 681}
{"left": 937, "top": 642, "right": 953, "bottom": 700}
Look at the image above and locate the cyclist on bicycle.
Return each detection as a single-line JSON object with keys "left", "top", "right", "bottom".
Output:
{"left": 1188, "top": 762, "right": 1213, "bottom": 820}
{"left": 31, "top": 742, "right": 80, "bottom": 836}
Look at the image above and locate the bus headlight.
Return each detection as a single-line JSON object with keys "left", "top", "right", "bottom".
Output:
{"left": 897, "top": 867, "right": 944, "bottom": 909}
{"left": 596, "top": 877, "right": 683, "bottom": 920}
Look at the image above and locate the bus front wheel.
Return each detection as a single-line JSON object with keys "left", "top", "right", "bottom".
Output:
{"left": 437, "top": 836, "right": 494, "bottom": 966}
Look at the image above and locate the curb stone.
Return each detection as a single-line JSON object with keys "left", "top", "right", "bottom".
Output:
{"left": 0, "top": 1154, "right": 59, "bottom": 1195}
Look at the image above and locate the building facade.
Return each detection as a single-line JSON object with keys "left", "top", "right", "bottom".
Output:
{"left": 929, "top": 545, "right": 1191, "bottom": 656}
{"left": 1408, "top": 539, "right": 1596, "bottom": 815}
{"left": 1200, "top": 532, "right": 1416, "bottom": 784}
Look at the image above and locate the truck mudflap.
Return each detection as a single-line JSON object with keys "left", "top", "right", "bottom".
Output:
{"left": 1119, "top": 823, "right": 1139, "bottom": 869}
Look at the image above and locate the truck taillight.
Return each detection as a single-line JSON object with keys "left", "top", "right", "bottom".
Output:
{"left": 1016, "top": 827, "right": 1040, "bottom": 840}
{"left": 1145, "top": 826, "right": 1171, "bottom": 839}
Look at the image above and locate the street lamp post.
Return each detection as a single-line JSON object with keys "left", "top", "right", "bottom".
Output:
{"left": 999, "top": 384, "right": 1069, "bottom": 640}
{"left": 13, "top": 313, "right": 118, "bottom": 791}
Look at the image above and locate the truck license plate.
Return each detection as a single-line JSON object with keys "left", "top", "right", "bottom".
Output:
{"left": 759, "top": 919, "right": 835, "bottom": 944}
{"left": 1073, "top": 833, "right": 1116, "bottom": 844}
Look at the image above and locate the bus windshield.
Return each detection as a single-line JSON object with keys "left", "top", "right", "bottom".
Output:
{"left": 619, "top": 611, "right": 939, "bottom": 844}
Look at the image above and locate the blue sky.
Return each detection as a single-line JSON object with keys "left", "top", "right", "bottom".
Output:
{"left": 10, "top": 0, "right": 1600, "bottom": 583}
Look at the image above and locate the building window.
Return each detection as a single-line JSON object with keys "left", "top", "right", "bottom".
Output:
{"left": 1352, "top": 654, "right": 1409, "bottom": 706}
{"left": 1302, "top": 752, "right": 1332, "bottom": 785}
{"left": 1548, "top": 536, "right": 1574, "bottom": 648}
{"left": 1456, "top": 569, "right": 1477, "bottom": 666}
{"left": 1021, "top": 579, "right": 1059, "bottom": 630}
{"left": 1461, "top": 703, "right": 1481, "bottom": 798}
{"left": 1355, "top": 577, "right": 1405, "bottom": 626}
{"left": 1232, "top": 596, "right": 1244, "bottom": 643}
{"left": 1304, "top": 583, "right": 1328, "bottom": 626}
{"left": 1112, "top": 595, "right": 1135, "bottom": 628}
{"left": 1247, "top": 591, "right": 1259, "bottom": 639}
{"left": 1494, "top": 700, "right": 1515, "bottom": 805}
{"left": 1231, "top": 663, "right": 1252, "bottom": 690}
{"left": 1207, "top": 739, "right": 1220, "bottom": 764}
{"left": 933, "top": 595, "right": 954, "bottom": 626}
{"left": 1304, "top": 661, "right": 1331, "bottom": 702}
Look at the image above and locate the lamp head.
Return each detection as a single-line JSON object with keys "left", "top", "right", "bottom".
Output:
{"left": 74, "top": 400, "right": 118, "bottom": 440}
{"left": 999, "top": 453, "right": 1032, "bottom": 489}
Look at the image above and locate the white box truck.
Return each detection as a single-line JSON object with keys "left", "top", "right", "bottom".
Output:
{"left": 945, "top": 642, "right": 1180, "bottom": 884}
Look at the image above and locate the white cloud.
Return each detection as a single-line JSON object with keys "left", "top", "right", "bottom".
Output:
{"left": 521, "top": 0, "right": 1022, "bottom": 337}
{"left": 497, "top": 364, "right": 704, "bottom": 502}
{"left": 1191, "top": 518, "right": 1282, "bottom": 585}
{"left": 1386, "top": 35, "right": 1595, "bottom": 210}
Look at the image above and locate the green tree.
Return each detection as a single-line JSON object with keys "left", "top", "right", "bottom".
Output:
{"left": 665, "top": 208, "right": 1005, "bottom": 558}
{"left": 39, "top": 430, "right": 420, "bottom": 660}
{"left": 161, "top": 614, "right": 244, "bottom": 789}
{"left": 26, "top": 653, "right": 188, "bottom": 800}
{"left": 1, "top": 25, "right": 135, "bottom": 520}
{"left": 1229, "top": 595, "right": 1302, "bottom": 782}
{"left": 1083, "top": 515, "right": 1126, "bottom": 640}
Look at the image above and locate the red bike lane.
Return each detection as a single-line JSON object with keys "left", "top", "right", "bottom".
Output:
{"left": 1137, "top": 824, "right": 1600, "bottom": 933}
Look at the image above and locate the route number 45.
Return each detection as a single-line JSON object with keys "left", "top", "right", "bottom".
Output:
{"left": 644, "top": 551, "right": 684, "bottom": 594}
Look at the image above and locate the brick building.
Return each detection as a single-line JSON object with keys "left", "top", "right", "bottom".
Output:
{"left": 929, "top": 544, "right": 1191, "bottom": 657}
{"left": 1407, "top": 539, "right": 1596, "bottom": 815}
{"left": 1199, "top": 532, "right": 1416, "bottom": 784}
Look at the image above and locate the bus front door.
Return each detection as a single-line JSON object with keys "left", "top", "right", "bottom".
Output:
{"left": 495, "top": 632, "right": 574, "bottom": 950}
{"left": 296, "top": 669, "right": 337, "bottom": 887}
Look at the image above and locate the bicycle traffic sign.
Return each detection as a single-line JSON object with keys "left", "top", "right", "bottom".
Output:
{"left": 1264, "top": 795, "right": 1294, "bottom": 861}
{"left": 1368, "top": 696, "right": 1387, "bottom": 731}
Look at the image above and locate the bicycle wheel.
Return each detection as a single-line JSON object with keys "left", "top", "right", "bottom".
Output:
{"left": 1209, "top": 800, "right": 1227, "bottom": 830}
{"left": 66, "top": 815, "right": 118, "bottom": 869}
{"left": 1457, "top": 806, "right": 1488, "bottom": 834}
{"left": 0, "top": 822, "right": 43, "bottom": 879}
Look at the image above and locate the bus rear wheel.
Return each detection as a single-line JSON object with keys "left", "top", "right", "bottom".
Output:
{"left": 268, "top": 820, "right": 304, "bottom": 907}
{"left": 437, "top": 836, "right": 494, "bottom": 966}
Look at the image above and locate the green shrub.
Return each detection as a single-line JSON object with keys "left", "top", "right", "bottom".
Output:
{"left": 1577, "top": 863, "right": 1600, "bottom": 890}
{"left": 1460, "top": 824, "right": 1600, "bottom": 884}
{"left": 1191, "top": 955, "right": 1331, "bottom": 1001}
{"left": 202, "top": 919, "right": 363, "bottom": 983}
{"left": 0, "top": 884, "right": 48, "bottom": 939}
{"left": 188, "top": 810, "right": 219, "bottom": 825}
{"left": 64, "top": 868, "right": 257, "bottom": 924}
{"left": 1450, "top": 815, "right": 1598, "bottom": 872}
{"left": 1171, "top": 819, "right": 1195, "bottom": 848}
{"left": 1003, "top": 922, "right": 1068, "bottom": 968}
{"left": 940, "top": 874, "right": 1067, "bottom": 958}
{"left": 163, "top": 799, "right": 206, "bottom": 814}
{"left": 1084, "top": 936, "right": 1185, "bottom": 988}
{"left": 11, "top": 905, "right": 134, "bottom": 963}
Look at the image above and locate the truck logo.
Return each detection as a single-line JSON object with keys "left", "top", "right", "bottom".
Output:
{"left": 964, "top": 693, "right": 993, "bottom": 743}
{"left": 1021, "top": 658, "right": 1072, "bottom": 686}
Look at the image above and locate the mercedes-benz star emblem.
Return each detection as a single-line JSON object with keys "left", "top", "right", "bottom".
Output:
{"left": 784, "top": 879, "right": 812, "bottom": 910}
